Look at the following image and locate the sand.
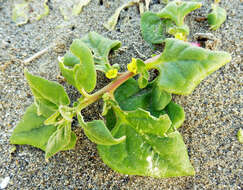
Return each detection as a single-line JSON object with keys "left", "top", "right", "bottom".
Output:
{"left": 0, "top": 0, "right": 242, "bottom": 189}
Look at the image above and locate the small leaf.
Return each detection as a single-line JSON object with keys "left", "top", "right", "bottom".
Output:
{"left": 70, "top": 39, "right": 96, "bottom": 92}
{"left": 137, "top": 59, "right": 149, "bottom": 88}
{"left": 141, "top": 11, "right": 166, "bottom": 44}
{"left": 168, "top": 24, "right": 189, "bottom": 40}
{"left": 25, "top": 70, "right": 70, "bottom": 116}
{"left": 157, "top": 1, "right": 202, "bottom": 26}
{"left": 208, "top": 4, "right": 227, "bottom": 30}
{"left": 155, "top": 38, "right": 232, "bottom": 95}
{"left": 10, "top": 104, "right": 56, "bottom": 151}
{"left": 45, "top": 122, "right": 71, "bottom": 159}
{"left": 237, "top": 129, "right": 243, "bottom": 144}
{"left": 81, "top": 32, "right": 121, "bottom": 65}
{"left": 63, "top": 51, "right": 80, "bottom": 67}
{"left": 77, "top": 113, "right": 126, "bottom": 145}
{"left": 104, "top": 0, "right": 139, "bottom": 31}
{"left": 151, "top": 84, "right": 172, "bottom": 111}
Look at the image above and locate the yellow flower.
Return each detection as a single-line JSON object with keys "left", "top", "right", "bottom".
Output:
{"left": 127, "top": 58, "right": 137, "bottom": 74}
{"left": 105, "top": 68, "right": 118, "bottom": 79}
{"left": 174, "top": 33, "right": 186, "bottom": 41}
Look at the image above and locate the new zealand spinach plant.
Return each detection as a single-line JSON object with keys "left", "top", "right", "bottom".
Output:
{"left": 10, "top": 1, "right": 231, "bottom": 178}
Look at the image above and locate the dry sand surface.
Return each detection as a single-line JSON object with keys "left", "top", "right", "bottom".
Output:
{"left": 0, "top": 0, "right": 242, "bottom": 189}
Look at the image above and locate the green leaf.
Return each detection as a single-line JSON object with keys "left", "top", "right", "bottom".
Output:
{"left": 167, "top": 24, "right": 190, "bottom": 40}
{"left": 237, "top": 128, "right": 243, "bottom": 144}
{"left": 25, "top": 70, "right": 70, "bottom": 117}
{"left": 81, "top": 32, "right": 121, "bottom": 65}
{"left": 45, "top": 122, "right": 72, "bottom": 159}
{"left": 154, "top": 38, "right": 232, "bottom": 95}
{"left": 165, "top": 102, "right": 185, "bottom": 133}
{"left": 10, "top": 104, "right": 56, "bottom": 151}
{"left": 70, "top": 39, "right": 96, "bottom": 93}
{"left": 207, "top": 4, "right": 227, "bottom": 30}
{"left": 63, "top": 51, "right": 80, "bottom": 67}
{"left": 157, "top": 1, "right": 202, "bottom": 26}
{"left": 151, "top": 84, "right": 172, "bottom": 111}
{"left": 58, "top": 61, "right": 77, "bottom": 88}
{"left": 98, "top": 105, "right": 194, "bottom": 177}
{"left": 63, "top": 132, "right": 77, "bottom": 150}
{"left": 115, "top": 106, "right": 172, "bottom": 136}
{"left": 77, "top": 113, "right": 126, "bottom": 145}
{"left": 112, "top": 78, "right": 184, "bottom": 130}
{"left": 141, "top": 11, "right": 166, "bottom": 44}
{"left": 114, "top": 78, "right": 172, "bottom": 113}
{"left": 137, "top": 59, "right": 149, "bottom": 89}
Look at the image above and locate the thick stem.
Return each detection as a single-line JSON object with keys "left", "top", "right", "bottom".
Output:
{"left": 76, "top": 71, "right": 134, "bottom": 112}
{"left": 76, "top": 54, "right": 162, "bottom": 113}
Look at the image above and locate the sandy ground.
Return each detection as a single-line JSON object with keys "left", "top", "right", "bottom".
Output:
{"left": 0, "top": 0, "right": 242, "bottom": 189}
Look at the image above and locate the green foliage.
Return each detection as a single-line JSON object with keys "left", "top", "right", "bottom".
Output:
{"left": 45, "top": 122, "right": 72, "bottom": 159}
{"left": 24, "top": 69, "right": 70, "bottom": 117}
{"left": 141, "top": 1, "right": 202, "bottom": 44}
{"left": 77, "top": 113, "right": 126, "bottom": 145}
{"left": 98, "top": 98, "right": 193, "bottom": 177}
{"left": 141, "top": 12, "right": 166, "bottom": 44}
{"left": 10, "top": 104, "right": 56, "bottom": 150}
{"left": 59, "top": 39, "right": 96, "bottom": 93}
{"left": 157, "top": 1, "right": 202, "bottom": 26}
{"left": 11, "top": 30, "right": 231, "bottom": 178}
{"left": 208, "top": 4, "right": 227, "bottom": 30}
{"left": 81, "top": 32, "right": 121, "bottom": 72}
{"left": 111, "top": 78, "right": 184, "bottom": 130}
{"left": 154, "top": 38, "right": 232, "bottom": 95}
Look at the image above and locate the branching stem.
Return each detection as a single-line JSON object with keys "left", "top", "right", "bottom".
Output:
{"left": 75, "top": 54, "right": 162, "bottom": 113}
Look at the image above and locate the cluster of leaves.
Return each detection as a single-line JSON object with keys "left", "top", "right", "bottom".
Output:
{"left": 141, "top": 0, "right": 227, "bottom": 45}
{"left": 11, "top": 27, "right": 231, "bottom": 177}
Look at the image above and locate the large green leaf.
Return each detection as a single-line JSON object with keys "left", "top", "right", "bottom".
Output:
{"left": 141, "top": 11, "right": 166, "bottom": 44}
{"left": 70, "top": 39, "right": 96, "bottom": 93}
{"left": 207, "top": 4, "right": 227, "bottom": 30}
{"left": 25, "top": 70, "right": 70, "bottom": 117}
{"left": 81, "top": 32, "right": 121, "bottom": 65}
{"left": 45, "top": 122, "right": 72, "bottom": 159}
{"left": 77, "top": 113, "right": 125, "bottom": 145}
{"left": 151, "top": 84, "right": 172, "bottom": 111}
{"left": 10, "top": 104, "right": 77, "bottom": 157}
{"left": 10, "top": 104, "right": 57, "bottom": 150}
{"left": 157, "top": 1, "right": 202, "bottom": 26}
{"left": 112, "top": 78, "right": 184, "bottom": 129}
{"left": 98, "top": 104, "right": 194, "bottom": 177}
{"left": 154, "top": 38, "right": 232, "bottom": 95}
{"left": 59, "top": 40, "right": 97, "bottom": 93}
{"left": 59, "top": 61, "right": 77, "bottom": 88}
